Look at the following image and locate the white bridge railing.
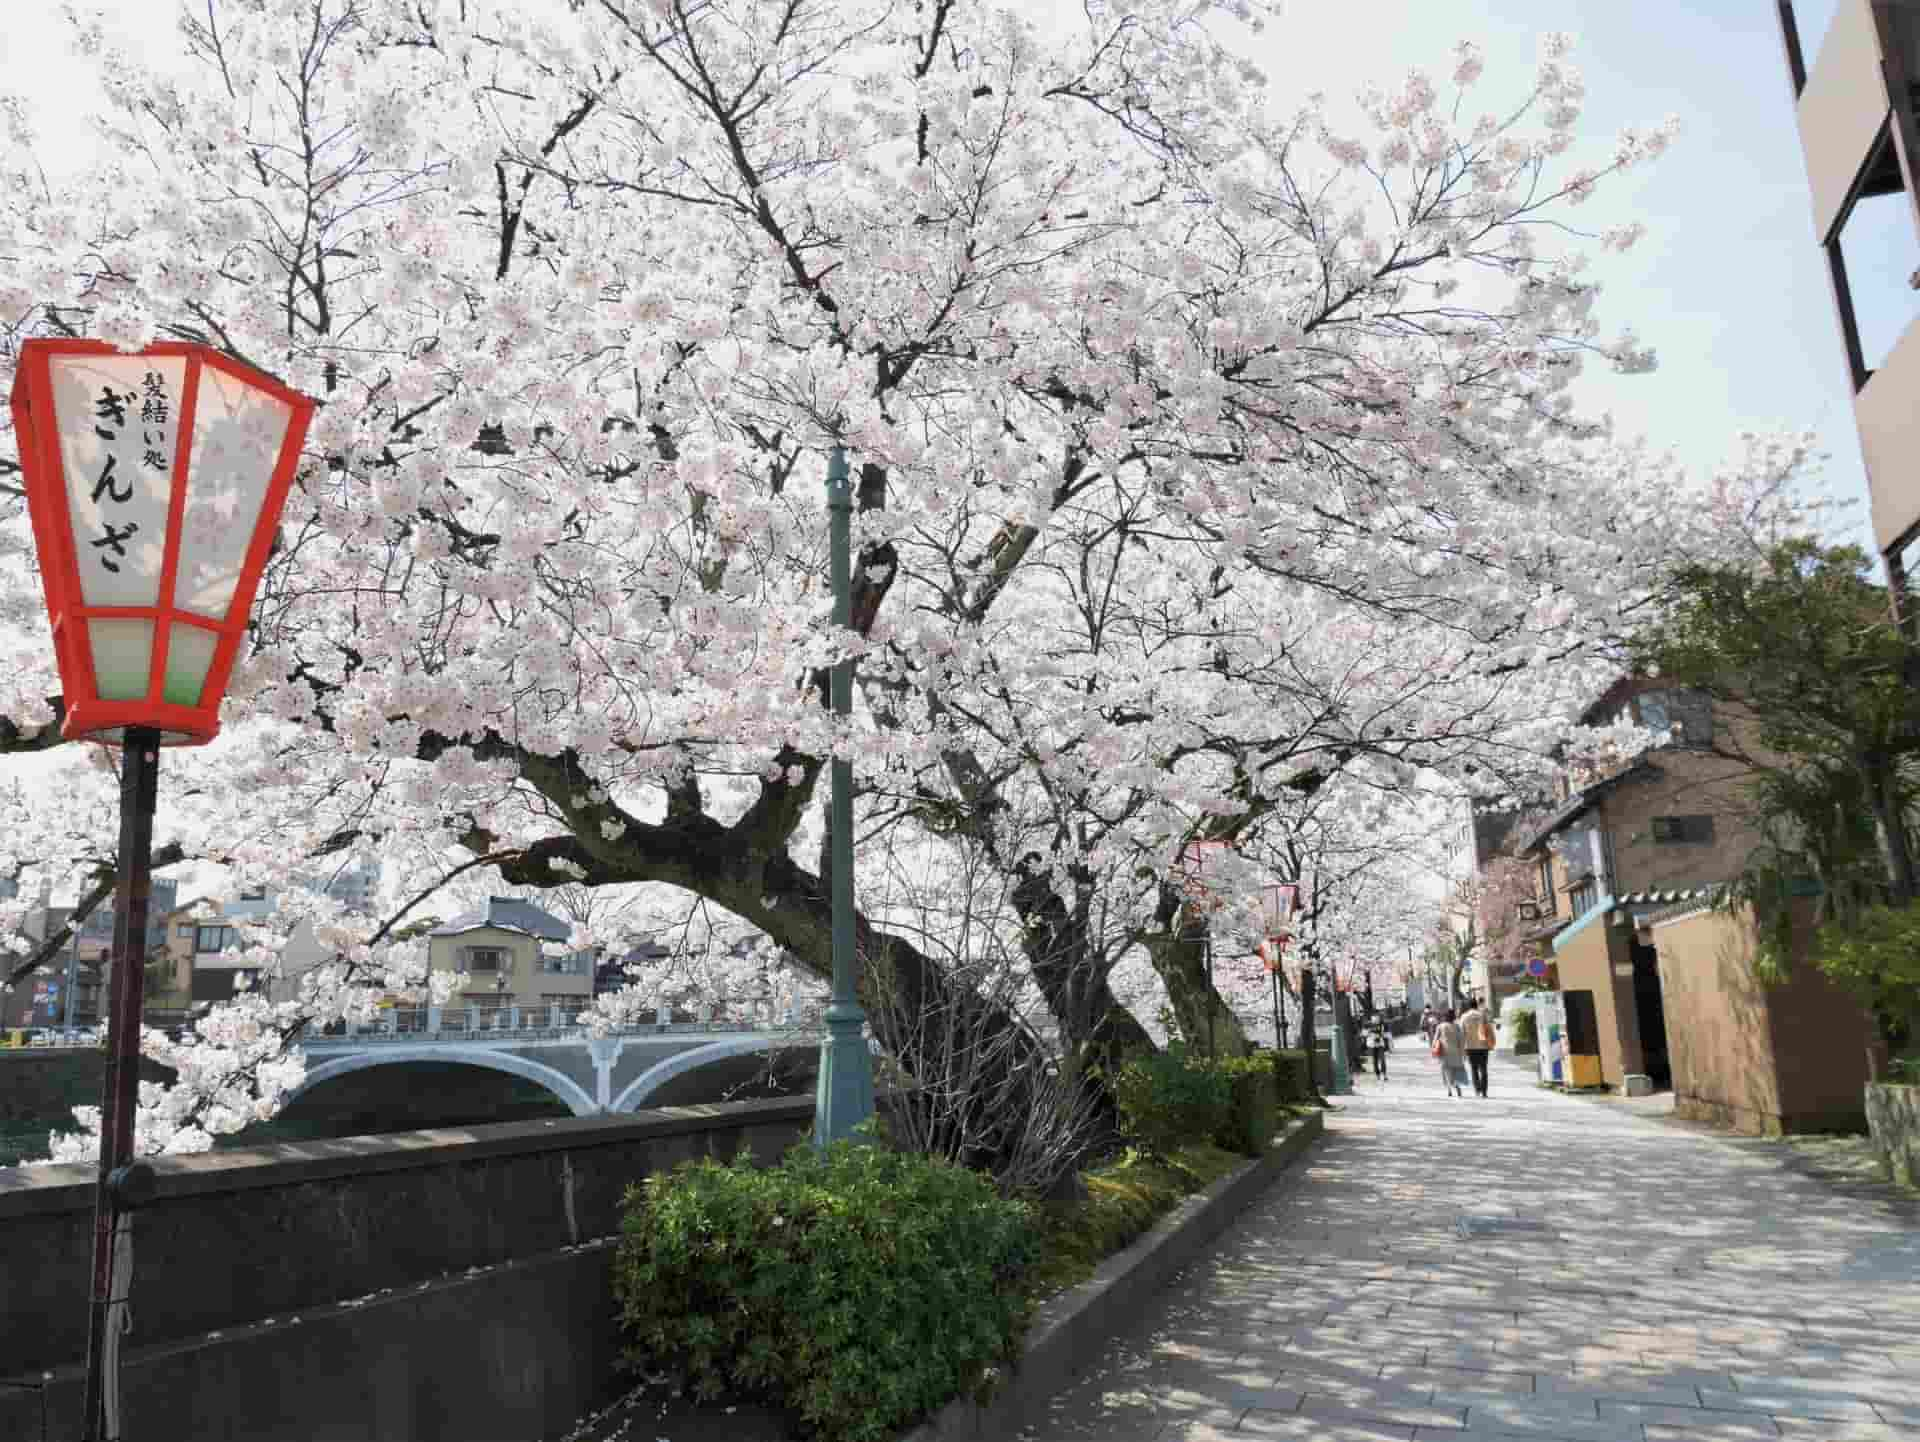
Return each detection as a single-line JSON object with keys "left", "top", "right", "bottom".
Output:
{"left": 306, "top": 1005, "right": 825, "bottom": 1047}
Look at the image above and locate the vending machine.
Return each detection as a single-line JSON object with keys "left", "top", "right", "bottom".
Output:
{"left": 1537, "top": 991, "right": 1566, "bottom": 1086}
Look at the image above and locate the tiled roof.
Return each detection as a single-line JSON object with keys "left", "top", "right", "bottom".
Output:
{"left": 1615, "top": 886, "right": 1722, "bottom": 907}
{"left": 429, "top": 895, "right": 571, "bottom": 941}
{"left": 1621, "top": 886, "right": 1726, "bottom": 927}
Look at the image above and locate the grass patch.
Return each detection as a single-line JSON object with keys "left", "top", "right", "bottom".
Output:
{"left": 1026, "top": 1107, "right": 1311, "bottom": 1301}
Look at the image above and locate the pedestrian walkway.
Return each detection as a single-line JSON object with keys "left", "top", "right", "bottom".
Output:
{"left": 1019, "top": 1035, "right": 1920, "bottom": 1442}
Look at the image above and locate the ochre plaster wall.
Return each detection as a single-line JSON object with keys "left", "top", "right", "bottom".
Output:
{"left": 1553, "top": 918, "right": 1640, "bottom": 1088}
{"left": 1654, "top": 903, "right": 1873, "bottom": 1134}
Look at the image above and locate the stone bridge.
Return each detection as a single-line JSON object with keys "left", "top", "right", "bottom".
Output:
{"left": 293, "top": 1018, "right": 825, "bottom": 1116}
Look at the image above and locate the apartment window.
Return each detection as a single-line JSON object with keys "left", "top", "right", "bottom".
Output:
{"left": 462, "top": 946, "right": 510, "bottom": 972}
{"left": 1535, "top": 857, "right": 1557, "bottom": 916}
{"left": 238, "top": 888, "right": 268, "bottom": 902}
{"left": 1567, "top": 879, "right": 1599, "bottom": 915}
{"left": 1651, "top": 815, "right": 1716, "bottom": 845}
{"left": 176, "top": 923, "right": 195, "bottom": 939}
{"left": 195, "top": 925, "right": 239, "bottom": 954}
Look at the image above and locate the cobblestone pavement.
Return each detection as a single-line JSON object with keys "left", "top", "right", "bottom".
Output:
{"left": 1019, "top": 1038, "right": 1920, "bottom": 1442}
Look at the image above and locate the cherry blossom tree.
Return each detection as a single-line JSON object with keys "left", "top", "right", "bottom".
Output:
{"left": 0, "top": 0, "right": 1832, "bottom": 1161}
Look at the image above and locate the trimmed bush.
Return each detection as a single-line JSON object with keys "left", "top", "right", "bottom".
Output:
{"left": 1110, "top": 1044, "right": 1233, "bottom": 1157}
{"left": 1210, "top": 1055, "right": 1282, "bottom": 1156}
{"left": 613, "top": 1140, "right": 1036, "bottom": 1442}
{"left": 1269, "top": 1048, "right": 1314, "bottom": 1103}
{"left": 1507, "top": 1008, "right": 1539, "bottom": 1055}
{"left": 1111, "top": 1047, "right": 1288, "bottom": 1158}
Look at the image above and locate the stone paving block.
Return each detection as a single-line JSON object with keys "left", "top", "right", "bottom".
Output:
{"left": 1533, "top": 1371, "right": 1706, "bottom": 1408}
{"left": 1773, "top": 1423, "right": 1916, "bottom": 1441}
{"left": 1762, "top": 1345, "right": 1903, "bottom": 1376}
{"left": 1404, "top": 1403, "right": 1644, "bottom": 1441}
{"left": 1422, "top": 1341, "right": 1568, "bottom": 1375}
{"left": 1292, "top": 1325, "right": 1428, "bottom": 1357}
{"left": 1235, "top": 1407, "right": 1418, "bottom": 1441}
{"left": 1607, "top": 1396, "right": 1861, "bottom": 1433}
{"left": 1728, "top": 1370, "right": 1920, "bottom": 1407}
{"left": 1390, "top": 1291, "right": 1521, "bottom": 1317}
{"left": 1259, "top": 1350, "right": 1395, "bottom": 1390}
{"left": 1871, "top": 1399, "right": 1920, "bottom": 1428}
{"left": 1375, "top": 1363, "right": 1535, "bottom": 1396}
{"left": 1158, "top": 1380, "right": 1304, "bottom": 1417}
{"left": 1640, "top": 1421, "right": 1783, "bottom": 1442}
{"left": 1294, "top": 1394, "right": 1471, "bottom": 1431}
{"left": 1437, "top": 1387, "right": 1607, "bottom": 1424}
{"left": 1696, "top": 1385, "right": 1885, "bottom": 1421}
{"left": 1574, "top": 1359, "right": 1740, "bottom": 1388}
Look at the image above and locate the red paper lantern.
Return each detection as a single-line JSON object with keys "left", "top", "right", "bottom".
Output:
{"left": 9, "top": 340, "right": 315, "bottom": 746}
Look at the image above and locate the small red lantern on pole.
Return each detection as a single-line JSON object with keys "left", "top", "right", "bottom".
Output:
{"left": 9, "top": 339, "right": 313, "bottom": 1441}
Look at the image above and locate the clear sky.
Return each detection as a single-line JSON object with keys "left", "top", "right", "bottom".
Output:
{"left": 1, "top": 0, "right": 1891, "bottom": 544}
{"left": 2, "top": 1, "right": 1902, "bottom": 918}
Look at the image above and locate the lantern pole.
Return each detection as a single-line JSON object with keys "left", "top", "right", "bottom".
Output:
{"left": 814, "top": 444, "right": 875, "bottom": 1146}
{"left": 82, "top": 725, "right": 161, "bottom": 1442}
{"left": 1270, "top": 958, "right": 1286, "bottom": 1050}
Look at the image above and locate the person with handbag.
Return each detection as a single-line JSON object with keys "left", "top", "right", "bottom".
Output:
{"left": 1430, "top": 1008, "right": 1468, "bottom": 1097}
{"left": 1459, "top": 998, "right": 1496, "bottom": 1098}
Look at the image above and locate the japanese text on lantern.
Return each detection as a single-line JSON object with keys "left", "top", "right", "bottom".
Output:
{"left": 85, "top": 371, "right": 169, "bottom": 575}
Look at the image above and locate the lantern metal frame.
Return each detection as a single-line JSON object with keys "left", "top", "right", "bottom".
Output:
{"left": 9, "top": 339, "right": 315, "bottom": 746}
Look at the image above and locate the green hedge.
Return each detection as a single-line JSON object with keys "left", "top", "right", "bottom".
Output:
{"left": 1269, "top": 1049, "right": 1314, "bottom": 1103}
{"left": 1110, "top": 1045, "right": 1233, "bottom": 1157}
{"left": 1210, "top": 1055, "right": 1282, "bottom": 1156}
{"left": 1111, "top": 1046, "right": 1284, "bottom": 1159}
{"left": 614, "top": 1141, "right": 1036, "bottom": 1442}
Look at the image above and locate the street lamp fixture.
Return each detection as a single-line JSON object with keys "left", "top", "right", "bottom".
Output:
{"left": 11, "top": 338, "right": 314, "bottom": 1442}
{"left": 813, "top": 444, "right": 875, "bottom": 1145}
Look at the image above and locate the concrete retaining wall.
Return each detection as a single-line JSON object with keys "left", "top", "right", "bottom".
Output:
{"left": 1866, "top": 1082, "right": 1920, "bottom": 1187}
{"left": 0, "top": 1097, "right": 816, "bottom": 1442}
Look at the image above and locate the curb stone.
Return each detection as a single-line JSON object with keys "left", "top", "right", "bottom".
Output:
{"left": 899, "top": 1109, "right": 1326, "bottom": 1442}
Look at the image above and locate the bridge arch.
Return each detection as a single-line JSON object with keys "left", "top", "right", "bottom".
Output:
{"left": 611, "top": 1034, "right": 818, "bottom": 1113}
{"left": 287, "top": 1046, "right": 600, "bottom": 1117}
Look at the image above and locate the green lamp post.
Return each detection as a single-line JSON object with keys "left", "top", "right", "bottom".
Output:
{"left": 813, "top": 444, "right": 876, "bottom": 1145}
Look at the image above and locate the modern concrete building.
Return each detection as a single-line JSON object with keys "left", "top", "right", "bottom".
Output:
{"left": 1775, "top": 0, "right": 1920, "bottom": 598}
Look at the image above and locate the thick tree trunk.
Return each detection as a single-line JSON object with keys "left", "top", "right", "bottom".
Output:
{"left": 1145, "top": 920, "right": 1254, "bottom": 1058}
{"left": 1009, "top": 857, "right": 1155, "bottom": 1076}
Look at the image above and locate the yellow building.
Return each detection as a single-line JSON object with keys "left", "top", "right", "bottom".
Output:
{"left": 426, "top": 896, "right": 591, "bottom": 1018}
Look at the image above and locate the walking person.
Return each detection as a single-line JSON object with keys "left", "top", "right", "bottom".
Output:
{"left": 1430, "top": 1007, "right": 1468, "bottom": 1097}
{"left": 1460, "top": 996, "right": 1496, "bottom": 1098}
{"left": 1367, "top": 1015, "right": 1390, "bottom": 1080}
{"left": 1420, "top": 1005, "right": 1437, "bottom": 1047}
